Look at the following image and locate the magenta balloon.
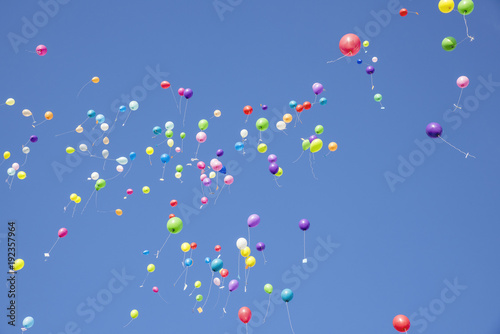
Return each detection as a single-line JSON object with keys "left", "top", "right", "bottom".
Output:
{"left": 200, "top": 174, "right": 207, "bottom": 181}
{"left": 228, "top": 279, "right": 239, "bottom": 292}
{"left": 36, "top": 45, "right": 47, "bottom": 56}
{"left": 456, "top": 76, "right": 469, "bottom": 88}
{"left": 178, "top": 88, "right": 185, "bottom": 96}
{"left": 197, "top": 161, "right": 206, "bottom": 170}
{"left": 247, "top": 214, "right": 260, "bottom": 228}
{"left": 312, "top": 83, "right": 324, "bottom": 95}
{"left": 58, "top": 228, "right": 68, "bottom": 238}
{"left": 153, "top": 286, "right": 159, "bottom": 293}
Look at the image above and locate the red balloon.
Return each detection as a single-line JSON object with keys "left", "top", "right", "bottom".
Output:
{"left": 393, "top": 315, "right": 410, "bottom": 332}
{"left": 169, "top": 213, "right": 175, "bottom": 219}
{"left": 161, "top": 81, "right": 170, "bottom": 89}
{"left": 243, "top": 105, "right": 253, "bottom": 115}
{"left": 339, "top": 33, "right": 361, "bottom": 57}
{"left": 400, "top": 8, "right": 408, "bottom": 16}
{"left": 170, "top": 199, "right": 178, "bottom": 207}
{"left": 215, "top": 245, "right": 221, "bottom": 252}
{"left": 303, "top": 101, "right": 311, "bottom": 110}
{"left": 238, "top": 307, "right": 252, "bottom": 324}
{"left": 220, "top": 268, "right": 229, "bottom": 277}
{"left": 190, "top": 242, "right": 197, "bottom": 250}
{"left": 295, "top": 104, "right": 303, "bottom": 112}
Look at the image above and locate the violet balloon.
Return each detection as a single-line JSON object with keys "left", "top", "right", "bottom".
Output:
{"left": 256, "top": 242, "right": 266, "bottom": 251}
{"left": 425, "top": 122, "right": 443, "bottom": 138}
{"left": 299, "top": 219, "right": 310, "bottom": 231}
{"left": 366, "top": 66, "right": 375, "bottom": 75}
{"left": 269, "top": 163, "right": 279, "bottom": 175}
{"left": 309, "top": 135, "right": 317, "bottom": 143}
{"left": 267, "top": 154, "right": 277, "bottom": 163}
{"left": 262, "top": 105, "right": 268, "bottom": 110}
{"left": 228, "top": 279, "right": 239, "bottom": 292}
{"left": 312, "top": 83, "right": 324, "bottom": 95}
{"left": 184, "top": 88, "right": 193, "bottom": 99}
{"left": 216, "top": 149, "right": 224, "bottom": 157}
{"left": 30, "top": 135, "right": 38, "bottom": 143}
{"left": 203, "top": 177, "right": 212, "bottom": 186}
{"left": 247, "top": 214, "right": 260, "bottom": 228}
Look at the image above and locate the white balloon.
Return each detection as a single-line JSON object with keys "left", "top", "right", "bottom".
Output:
{"left": 7, "top": 168, "right": 15, "bottom": 176}
{"left": 22, "top": 109, "right": 32, "bottom": 117}
{"left": 116, "top": 157, "right": 128, "bottom": 165}
{"left": 165, "top": 121, "right": 174, "bottom": 130}
{"left": 100, "top": 123, "right": 109, "bottom": 131}
{"left": 213, "top": 277, "right": 221, "bottom": 286}
{"left": 102, "top": 149, "right": 109, "bottom": 159}
{"left": 91, "top": 172, "right": 99, "bottom": 180}
{"left": 116, "top": 165, "right": 124, "bottom": 172}
{"left": 276, "top": 121, "right": 286, "bottom": 131}
{"left": 236, "top": 237, "right": 248, "bottom": 250}
{"left": 240, "top": 129, "right": 248, "bottom": 139}
{"left": 372, "top": 57, "right": 378, "bottom": 63}
{"left": 129, "top": 101, "right": 139, "bottom": 111}
{"left": 79, "top": 144, "right": 88, "bottom": 152}
{"left": 22, "top": 147, "right": 30, "bottom": 154}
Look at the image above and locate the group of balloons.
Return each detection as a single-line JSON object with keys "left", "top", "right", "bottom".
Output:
{"left": 440, "top": 0, "right": 475, "bottom": 51}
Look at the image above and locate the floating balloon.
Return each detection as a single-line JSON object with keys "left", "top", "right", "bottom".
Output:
{"left": 442, "top": 36, "right": 457, "bottom": 51}
{"left": 315, "top": 125, "right": 324, "bottom": 134}
{"left": 13, "top": 259, "right": 24, "bottom": 271}
{"left": 115, "top": 209, "right": 123, "bottom": 216}
{"left": 198, "top": 119, "right": 209, "bottom": 131}
{"left": 458, "top": 0, "right": 474, "bottom": 15}
{"left": 328, "top": 142, "right": 338, "bottom": 152}
{"left": 312, "top": 83, "right": 324, "bottom": 95}
{"left": 454, "top": 76, "right": 469, "bottom": 111}
{"left": 17, "top": 171, "right": 26, "bottom": 180}
{"left": 393, "top": 315, "right": 410, "bottom": 332}
{"left": 214, "top": 109, "right": 221, "bottom": 117}
{"left": 283, "top": 113, "right": 292, "bottom": 123}
{"left": 36, "top": 45, "right": 47, "bottom": 56}
{"left": 439, "top": 0, "right": 455, "bottom": 13}
{"left": 238, "top": 307, "right": 252, "bottom": 324}
{"left": 339, "top": 33, "right": 361, "bottom": 56}
{"left": 248, "top": 214, "right": 260, "bottom": 228}
{"left": 167, "top": 217, "right": 183, "bottom": 234}
{"left": 129, "top": 101, "right": 139, "bottom": 111}
{"left": 257, "top": 143, "right": 267, "bottom": 153}
{"left": 142, "top": 186, "right": 150, "bottom": 194}
{"left": 116, "top": 157, "right": 128, "bottom": 165}
{"left": 236, "top": 238, "right": 248, "bottom": 250}
{"left": 310, "top": 139, "right": 323, "bottom": 153}
{"left": 243, "top": 105, "right": 253, "bottom": 115}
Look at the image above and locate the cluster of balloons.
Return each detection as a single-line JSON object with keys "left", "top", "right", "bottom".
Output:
{"left": 268, "top": 154, "right": 283, "bottom": 177}
{"left": 440, "top": 0, "right": 475, "bottom": 51}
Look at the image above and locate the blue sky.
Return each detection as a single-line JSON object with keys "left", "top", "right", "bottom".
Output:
{"left": 1, "top": 0, "right": 500, "bottom": 333}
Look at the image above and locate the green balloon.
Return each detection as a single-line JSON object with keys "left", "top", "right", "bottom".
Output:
{"left": 374, "top": 94, "right": 382, "bottom": 102}
{"left": 442, "top": 36, "right": 457, "bottom": 51}
{"left": 302, "top": 140, "right": 310, "bottom": 151}
{"left": 180, "top": 132, "right": 186, "bottom": 139}
{"left": 264, "top": 284, "right": 273, "bottom": 294}
{"left": 95, "top": 179, "right": 106, "bottom": 191}
{"left": 176, "top": 164, "right": 183, "bottom": 173}
{"left": 310, "top": 138, "right": 323, "bottom": 153}
{"left": 196, "top": 294, "right": 203, "bottom": 302}
{"left": 256, "top": 118, "right": 269, "bottom": 131}
{"left": 167, "top": 217, "right": 183, "bottom": 234}
{"left": 315, "top": 125, "right": 324, "bottom": 135}
{"left": 457, "top": 0, "right": 474, "bottom": 15}
{"left": 198, "top": 119, "right": 209, "bottom": 131}
{"left": 165, "top": 130, "right": 173, "bottom": 138}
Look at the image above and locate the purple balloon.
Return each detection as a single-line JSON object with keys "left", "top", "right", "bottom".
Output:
{"left": 262, "top": 105, "right": 268, "bottom": 110}
{"left": 216, "top": 149, "right": 224, "bottom": 157}
{"left": 184, "top": 88, "right": 193, "bottom": 99}
{"left": 312, "top": 83, "right": 324, "bottom": 95}
{"left": 256, "top": 242, "right": 266, "bottom": 251}
{"left": 426, "top": 122, "right": 443, "bottom": 138}
{"left": 366, "top": 66, "right": 375, "bottom": 75}
{"left": 203, "top": 177, "right": 212, "bottom": 186}
{"left": 299, "top": 219, "right": 310, "bottom": 231}
{"left": 247, "top": 214, "right": 260, "bottom": 228}
{"left": 228, "top": 279, "right": 239, "bottom": 292}
{"left": 269, "top": 163, "right": 279, "bottom": 175}
{"left": 308, "top": 135, "right": 317, "bottom": 143}
{"left": 267, "top": 154, "right": 277, "bottom": 163}
{"left": 30, "top": 135, "right": 38, "bottom": 143}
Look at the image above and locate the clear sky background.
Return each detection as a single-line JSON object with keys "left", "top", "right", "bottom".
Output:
{"left": 1, "top": 0, "right": 500, "bottom": 333}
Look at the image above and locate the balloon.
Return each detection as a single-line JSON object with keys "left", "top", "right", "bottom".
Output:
{"left": 142, "top": 186, "right": 150, "bottom": 194}
{"left": 75, "top": 196, "right": 81, "bottom": 204}
{"left": 283, "top": 113, "right": 293, "bottom": 123}
{"left": 426, "top": 122, "right": 443, "bottom": 138}
{"left": 312, "top": 83, "right": 324, "bottom": 95}
{"left": 319, "top": 97, "right": 327, "bottom": 105}
{"left": 245, "top": 256, "right": 256, "bottom": 267}
{"left": 214, "top": 277, "right": 221, "bottom": 286}
{"left": 205, "top": 257, "right": 211, "bottom": 264}
{"left": 243, "top": 105, "right": 253, "bottom": 115}
{"left": 216, "top": 149, "right": 224, "bottom": 157}
{"left": 167, "top": 217, "right": 183, "bottom": 234}
{"left": 372, "top": 57, "right": 378, "bottom": 63}
{"left": 12, "top": 163, "right": 19, "bottom": 171}
{"left": 255, "top": 118, "right": 269, "bottom": 132}
{"left": 92, "top": 76, "right": 100, "bottom": 83}
{"left": 129, "top": 101, "right": 139, "bottom": 111}
{"left": 184, "top": 88, "right": 193, "bottom": 99}
{"left": 196, "top": 294, "right": 203, "bottom": 302}
{"left": 7, "top": 168, "right": 15, "bottom": 176}
{"left": 70, "top": 193, "right": 77, "bottom": 201}
{"left": 127, "top": 189, "right": 133, "bottom": 195}
{"left": 393, "top": 315, "right": 410, "bottom": 332}
{"left": 153, "top": 286, "right": 159, "bottom": 293}
{"left": 328, "top": 142, "right": 338, "bottom": 151}
{"left": 79, "top": 144, "right": 87, "bottom": 152}
{"left": 439, "top": 0, "right": 455, "bottom": 13}
{"left": 130, "top": 152, "right": 136, "bottom": 160}
{"left": 3, "top": 151, "right": 10, "bottom": 159}
{"left": 13, "top": 259, "right": 24, "bottom": 271}
{"left": 267, "top": 154, "right": 277, "bottom": 163}
{"left": 180, "top": 132, "right": 186, "bottom": 139}
{"left": 215, "top": 245, "right": 222, "bottom": 252}
{"left": 315, "top": 125, "right": 324, "bottom": 135}
{"left": 203, "top": 177, "right": 212, "bottom": 186}
{"left": 264, "top": 284, "right": 273, "bottom": 294}
{"left": 169, "top": 214, "right": 175, "bottom": 219}
{"left": 116, "top": 165, "right": 123, "bottom": 174}
{"left": 22, "top": 147, "right": 30, "bottom": 154}
{"left": 95, "top": 179, "right": 106, "bottom": 191}
{"left": 296, "top": 104, "right": 303, "bottom": 112}
{"left": 153, "top": 126, "right": 162, "bottom": 135}
{"left": 374, "top": 94, "right": 382, "bottom": 102}
{"left": 248, "top": 214, "right": 260, "bottom": 228}
{"left": 235, "top": 142, "right": 244, "bottom": 151}
{"left": 339, "top": 33, "right": 361, "bottom": 56}
{"left": 130, "top": 310, "right": 138, "bottom": 319}
{"left": 457, "top": 76, "right": 469, "bottom": 88}
{"left": 195, "top": 280, "right": 201, "bottom": 288}
{"left": 147, "top": 264, "right": 155, "bottom": 272}
{"left": 458, "top": 0, "right": 474, "bottom": 14}
{"left": 442, "top": 36, "right": 457, "bottom": 51}
{"left": 299, "top": 219, "right": 310, "bottom": 231}
{"left": 201, "top": 197, "right": 208, "bottom": 204}
{"left": 181, "top": 242, "right": 191, "bottom": 252}
{"left": 22, "top": 109, "right": 31, "bottom": 118}
{"left": 196, "top": 132, "right": 207, "bottom": 143}
{"left": 175, "top": 147, "right": 181, "bottom": 153}
{"left": 36, "top": 44, "right": 47, "bottom": 56}
{"left": 236, "top": 238, "right": 247, "bottom": 250}
{"left": 400, "top": 8, "right": 408, "bottom": 16}
{"left": 116, "top": 157, "right": 128, "bottom": 165}
{"left": 96, "top": 114, "right": 105, "bottom": 124}
{"left": 185, "top": 258, "right": 193, "bottom": 267}
{"left": 91, "top": 172, "right": 99, "bottom": 180}
{"left": 257, "top": 143, "right": 267, "bottom": 153}
{"left": 160, "top": 154, "right": 170, "bottom": 163}
{"left": 119, "top": 105, "right": 126, "bottom": 112}
{"left": 214, "top": 109, "right": 221, "bottom": 117}
{"left": 357, "top": 59, "right": 363, "bottom": 64}
{"left": 269, "top": 163, "right": 279, "bottom": 175}
{"left": 197, "top": 161, "right": 206, "bottom": 170}
{"left": 22, "top": 316, "right": 34, "bottom": 329}
{"left": 238, "top": 307, "right": 252, "bottom": 324}
{"left": 58, "top": 228, "right": 68, "bottom": 238}
{"left": 102, "top": 149, "right": 109, "bottom": 159}
{"left": 220, "top": 268, "right": 229, "bottom": 278}
{"left": 175, "top": 164, "right": 183, "bottom": 172}
{"left": 191, "top": 242, "right": 197, "bottom": 250}
{"left": 165, "top": 121, "right": 174, "bottom": 130}
{"left": 115, "top": 209, "right": 123, "bottom": 216}
{"left": 276, "top": 167, "right": 283, "bottom": 177}
{"left": 276, "top": 121, "right": 286, "bottom": 130}
{"left": 302, "top": 140, "right": 310, "bottom": 151}
{"left": 289, "top": 100, "right": 297, "bottom": 109}
{"left": 363, "top": 40, "right": 369, "bottom": 47}
{"left": 211, "top": 258, "right": 223, "bottom": 272}
{"left": 224, "top": 175, "right": 234, "bottom": 185}
{"left": 87, "top": 109, "right": 96, "bottom": 118}
{"left": 240, "top": 129, "right": 248, "bottom": 139}
{"left": 146, "top": 147, "right": 154, "bottom": 155}
{"left": 310, "top": 139, "right": 323, "bottom": 153}
{"left": 161, "top": 81, "right": 170, "bottom": 89}
{"left": 256, "top": 242, "right": 266, "bottom": 251}
{"left": 143, "top": 250, "right": 149, "bottom": 255}
{"left": 281, "top": 289, "right": 294, "bottom": 302}
{"left": 167, "top": 139, "right": 174, "bottom": 148}
{"left": 241, "top": 247, "right": 251, "bottom": 258}
{"left": 366, "top": 66, "right": 375, "bottom": 75}
{"left": 165, "top": 130, "right": 173, "bottom": 138}
{"left": 44, "top": 111, "right": 53, "bottom": 120}
{"left": 198, "top": 119, "right": 209, "bottom": 131}
{"left": 76, "top": 126, "right": 84, "bottom": 133}
{"left": 17, "top": 171, "right": 26, "bottom": 180}
{"left": 229, "top": 279, "right": 239, "bottom": 292}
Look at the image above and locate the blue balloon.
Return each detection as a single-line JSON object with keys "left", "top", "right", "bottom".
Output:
{"left": 319, "top": 97, "right": 327, "bottom": 106}
{"left": 87, "top": 109, "right": 96, "bottom": 118}
{"left": 143, "top": 250, "right": 149, "bottom": 255}
{"left": 357, "top": 59, "right": 362, "bottom": 64}
{"left": 23, "top": 316, "right": 34, "bottom": 329}
{"left": 129, "top": 152, "right": 136, "bottom": 161}
{"left": 185, "top": 258, "right": 193, "bottom": 267}
{"left": 289, "top": 100, "right": 297, "bottom": 109}
{"left": 119, "top": 105, "right": 126, "bottom": 112}
{"left": 281, "top": 288, "right": 294, "bottom": 302}
{"left": 235, "top": 142, "right": 244, "bottom": 151}
{"left": 211, "top": 258, "right": 223, "bottom": 272}
{"left": 96, "top": 114, "right": 105, "bottom": 124}
{"left": 153, "top": 126, "right": 162, "bottom": 135}
{"left": 220, "top": 166, "right": 226, "bottom": 174}
{"left": 204, "top": 257, "right": 211, "bottom": 264}
{"left": 160, "top": 154, "right": 170, "bottom": 163}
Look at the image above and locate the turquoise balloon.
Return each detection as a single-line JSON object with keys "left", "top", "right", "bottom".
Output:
{"left": 211, "top": 258, "right": 223, "bottom": 272}
{"left": 319, "top": 97, "right": 327, "bottom": 105}
{"left": 281, "top": 288, "right": 294, "bottom": 302}
{"left": 23, "top": 316, "right": 34, "bottom": 329}
{"left": 153, "top": 126, "right": 162, "bottom": 135}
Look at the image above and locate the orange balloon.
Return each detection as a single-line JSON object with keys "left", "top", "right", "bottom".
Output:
{"left": 303, "top": 101, "right": 311, "bottom": 110}
{"left": 283, "top": 114, "right": 293, "bottom": 123}
{"left": 115, "top": 209, "right": 123, "bottom": 216}
{"left": 328, "top": 142, "right": 338, "bottom": 151}
{"left": 45, "top": 111, "right": 53, "bottom": 120}
{"left": 92, "top": 77, "right": 100, "bottom": 83}
{"left": 295, "top": 104, "right": 303, "bottom": 112}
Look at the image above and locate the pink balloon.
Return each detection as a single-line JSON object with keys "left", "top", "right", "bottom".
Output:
{"left": 197, "top": 161, "right": 206, "bottom": 170}
{"left": 196, "top": 132, "right": 207, "bottom": 143}
{"left": 457, "top": 76, "right": 469, "bottom": 88}
{"left": 58, "top": 228, "right": 68, "bottom": 238}
{"left": 126, "top": 189, "right": 133, "bottom": 195}
{"left": 201, "top": 197, "right": 208, "bottom": 204}
{"left": 210, "top": 159, "right": 222, "bottom": 171}
{"left": 12, "top": 163, "right": 19, "bottom": 171}
{"left": 36, "top": 45, "right": 47, "bottom": 56}
{"left": 178, "top": 88, "right": 185, "bottom": 96}
{"left": 200, "top": 174, "right": 207, "bottom": 181}
{"left": 175, "top": 147, "right": 181, "bottom": 153}
{"left": 214, "top": 277, "right": 221, "bottom": 286}
{"left": 224, "top": 175, "right": 234, "bottom": 185}
{"left": 339, "top": 34, "right": 360, "bottom": 57}
{"left": 153, "top": 286, "right": 159, "bottom": 293}
{"left": 116, "top": 165, "right": 124, "bottom": 172}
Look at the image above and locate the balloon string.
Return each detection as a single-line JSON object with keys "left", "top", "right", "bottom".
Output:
{"left": 304, "top": 230, "right": 306, "bottom": 261}
{"left": 33, "top": 119, "right": 47, "bottom": 128}
{"left": 160, "top": 165, "right": 166, "bottom": 181}
{"left": 179, "top": 97, "right": 182, "bottom": 115}
{"left": 192, "top": 143, "right": 200, "bottom": 161}
{"left": 139, "top": 272, "right": 150, "bottom": 288}
{"left": 213, "top": 287, "right": 221, "bottom": 309}
{"left": 192, "top": 300, "right": 198, "bottom": 313}
{"left": 55, "top": 129, "right": 77, "bottom": 137}
{"left": 214, "top": 184, "right": 225, "bottom": 205}
{"left": 76, "top": 80, "right": 91, "bottom": 98}
{"left": 181, "top": 139, "right": 184, "bottom": 153}
{"left": 64, "top": 200, "right": 72, "bottom": 212}
{"left": 245, "top": 114, "right": 249, "bottom": 123}
{"left": 262, "top": 251, "right": 267, "bottom": 264}
{"left": 263, "top": 294, "right": 271, "bottom": 323}
{"left": 21, "top": 154, "right": 28, "bottom": 167}
{"left": 170, "top": 88, "right": 179, "bottom": 110}
{"left": 123, "top": 319, "right": 133, "bottom": 328}
{"left": 238, "top": 254, "right": 241, "bottom": 279}
{"left": 202, "top": 272, "right": 214, "bottom": 309}
{"left": 309, "top": 152, "right": 318, "bottom": 180}
{"left": 173, "top": 267, "right": 188, "bottom": 287}
{"left": 47, "top": 237, "right": 60, "bottom": 255}
{"left": 182, "top": 253, "right": 186, "bottom": 267}
{"left": 92, "top": 131, "right": 106, "bottom": 146}
{"left": 453, "top": 88, "right": 464, "bottom": 111}
{"left": 31, "top": 115, "right": 37, "bottom": 124}
{"left": 183, "top": 99, "right": 188, "bottom": 127}
{"left": 246, "top": 323, "right": 248, "bottom": 334}
{"left": 106, "top": 172, "right": 121, "bottom": 181}
{"left": 81, "top": 189, "right": 96, "bottom": 214}
{"left": 438, "top": 136, "right": 476, "bottom": 158}
{"left": 370, "top": 75, "right": 374, "bottom": 90}
{"left": 123, "top": 161, "right": 133, "bottom": 178}
{"left": 292, "top": 151, "right": 304, "bottom": 164}
{"left": 102, "top": 159, "right": 106, "bottom": 170}
{"left": 189, "top": 287, "right": 196, "bottom": 296}
{"left": 463, "top": 14, "right": 474, "bottom": 41}
{"left": 327, "top": 54, "right": 347, "bottom": 64}
{"left": 274, "top": 175, "right": 282, "bottom": 188}
{"left": 157, "top": 233, "right": 172, "bottom": 258}
{"left": 222, "top": 293, "right": 231, "bottom": 315}
{"left": 286, "top": 302, "right": 296, "bottom": 334}
{"left": 149, "top": 156, "right": 152, "bottom": 166}
{"left": 245, "top": 268, "right": 251, "bottom": 292}
{"left": 158, "top": 293, "right": 168, "bottom": 304}
{"left": 248, "top": 226, "right": 251, "bottom": 248}
{"left": 122, "top": 110, "right": 132, "bottom": 126}
{"left": 72, "top": 204, "right": 77, "bottom": 218}
{"left": 379, "top": 102, "right": 385, "bottom": 110}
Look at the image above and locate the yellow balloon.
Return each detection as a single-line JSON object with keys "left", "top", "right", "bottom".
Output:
{"left": 363, "top": 40, "right": 369, "bottom": 47}
{"left": 276, "top": 167, "right": 283, "bottom": 177}
{"left": 66, "top": 147, "right": 75, "bottom": 154}
{"left": 22, "top": 109, "right": 32, "bottom": 117}
{"left": 240, "top": 246, "right": 251, "bottom": 258}
{"left": 146, "top": 147, "right": 154, "bottom": 155}
{"left": 245, "top": 256, "right": 256, "bottom": 268}
{"left": 115, "top": 209, "right": 123, "bottom": 216}
{"left": 181, "top": 242, "right": 191, "bottom": 252}
{"left": 214, "top": 109, "right": 221, "bottom": 117}
{"left": 17, "top": 171, "right": 26, "bottom": 180}
{"left": 195, "top": 281, "right": 202, "bottom": 288}
{"left": 103, "top": 137, "right": 109, "bottom": 145}
{"left": 283, "top": 113, "right": 293, "bottom": 123}
{"left": 130, "top": 309, "right": 138, "bottom": 319}
{"left": 92, "top": 76, "right": 100, "bottom": 83}
{"left": 175, "top": 172, "right": 182, "bottom": 179}
{"left": 3, "top": 151, "right": 10, "bottom": 159}
{"left": 143, "top": 186, "right": 150, "bottom": 194}
{"left": 13, "top": 259, "right": 24, "bottom": 271}
{"left": 167, "top": 139, "right": 174, "bottom": 148}
{"left": 439, "top": 0, "right": 454, "bottom": 13}
{"left": 70, "top": 193, "right": 77, "bottom": 201}
{"left": 6, "top": 98, "right": 15, "bottom": 106}
{"left": 257, "top": 143, "right": 267, "bottom": 153}
{"left": 147, "top": 264, "right": 155, "bottom": 272}
{"left": 209, "top": 171, "right": 216, "bottom": 179}
{"left": 75, "top": 196, "right": 82, "bottom": 204}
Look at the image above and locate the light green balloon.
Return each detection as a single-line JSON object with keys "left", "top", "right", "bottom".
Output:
{"left": 458, "top": 0, "right": 474, "bottom": 15}
{"left": 180, "top": 132, "right": 186, "bottom": 139}
{"left": 264, "top": 284, "right": 273, "bottom": 294}
{"left": 198, "top": 119, "right": 209, "bottom": 131}
{"left": 302, "top": 140, "right": 310, "bottom": 151}
{"left": 165, "top": 130, "right": 173, "bottom": 138}
{"left": 256, "top": 118, "right": 269, "bottom": 131}
{"left": 442, "top": 36, "right": 457, "bottom": 51}
{"left": 315, "top": 125, "right": 324, "bottom": 135}
{"left": 176, "top": 164, "right": 183, "bottom": 173}
{"left": 374, "top": 94, "right": 382, "bottom": 102}
{"left": 310, "top": 138, "right": 323, "bottom": 153}
{"left": 95, "top": 179, "right": 106, "bottom": 191}
{"left": 196, "top": 294, "right": 203, "bottom": 302}
{"left": 167, "top": 217, "right": 183, "bottom": 234}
